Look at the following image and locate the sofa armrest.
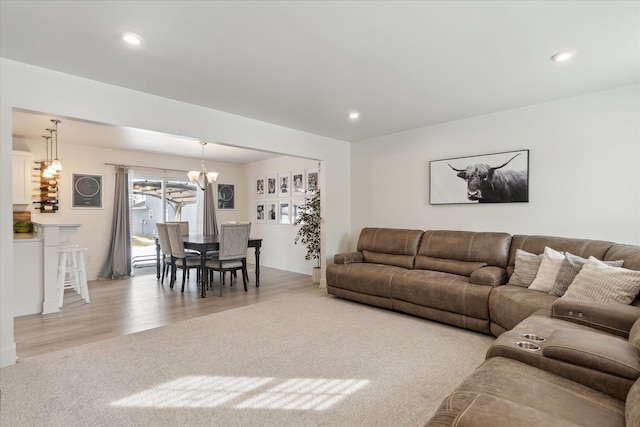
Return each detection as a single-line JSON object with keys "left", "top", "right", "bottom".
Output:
{"left": 470, "top": 266, "right": 507, "bottom": 287}
{"left": 543, "top": 329, "right": 640, "bottom": 380}
{"left": 552, "top": 298, "right": 640, "bottom": 338}
{"left": 333, "top": 252, "right": 364, "bottom": 265}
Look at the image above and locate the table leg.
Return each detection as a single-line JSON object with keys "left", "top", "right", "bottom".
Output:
{"left": 254, "top": 246, "right": 261, "bottom": 287}
{"left": 200, "top": 251, "right": 207, "bottom": 298}
{"left": 156, "top": 240, "right": 161, "bottom": 279}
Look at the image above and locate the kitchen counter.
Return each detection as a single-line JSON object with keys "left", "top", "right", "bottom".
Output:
{"left": 12, "top": 222, "right": 82, "bottom": 315}
{"left": 13, "top": 232, "right": 42, "bottom": 242}
{"left": 13, "top": 237, "right": 44, "bottom": 316}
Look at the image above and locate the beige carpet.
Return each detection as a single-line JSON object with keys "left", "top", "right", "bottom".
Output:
{"left": 0, "top": 289, "right": 494, "bottom": 426}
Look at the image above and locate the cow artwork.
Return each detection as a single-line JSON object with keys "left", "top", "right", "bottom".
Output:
{"left": 430, "top": 150, "right": 529, "bottom": 205}
{"left": 448, "top": 153, "right": 528, "bottom": 203}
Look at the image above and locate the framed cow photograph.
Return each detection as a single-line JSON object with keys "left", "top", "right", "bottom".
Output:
{"left": 429, "top": 149, "right": 529, "bottom": 205}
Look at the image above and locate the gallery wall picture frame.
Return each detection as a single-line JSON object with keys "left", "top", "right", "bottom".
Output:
{"left": 255, "top": 201, "right": 266, "bottom": 223}
{"left": 291, "top": 170, "right": 305, "bottom": 194}
{"left": 72, "top": 173, "right": 102, "bottom": 208}
{"left": 217, "top": 183, "right": 235, "bottom": 210}
{"left": 266, "top": 200, "right": 278, "bottom": 224}
{"left": 430, "top": 149, "right": 529, "bottom": 205}
{"left": 291, "top": 198, "right": 304, "bottom": 223}
{"left": 306, "top": 168, "right": 319, "bottom": 193}
{"left": 266, "top": 173, "right": 277, "bottom": 198}
{"left": 278, "top": 200, "right": 291, "bottom": 224}
{"left": 256, "top": 176, "right": 266, "bottom": 198}
{"left": 278, "top": 172, "right": 290, "bottom": 197}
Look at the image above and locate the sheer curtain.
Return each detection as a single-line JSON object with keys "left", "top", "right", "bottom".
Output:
{"left": 100, "top": 166, "right": 132, "bottom": 279}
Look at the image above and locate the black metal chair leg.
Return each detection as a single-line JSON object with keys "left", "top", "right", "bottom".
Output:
{"left": 242, "top": 260, "right": 248, "bottom": 292}
{"left": 181, "top": 267, "right": 187, "bottom": 292}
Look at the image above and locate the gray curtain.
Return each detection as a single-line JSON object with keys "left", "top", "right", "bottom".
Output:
{"left": 203, "top": 183, "right": 218, "bottom": 236}
{"left": 100, "top": 166, "right": 132, "bottom": 279}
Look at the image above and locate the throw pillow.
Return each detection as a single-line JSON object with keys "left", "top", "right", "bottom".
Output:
{"left": 563, "top": 256, "right": 640, "bottom": 304}
{"left": 549, "top": 252, "right": 624, "bottom": 297}
{"left": 528, "top": 247, "right": 565, "bottom": 293}
{"left": 507, "top": 249, "right": 543, "bottom": 288}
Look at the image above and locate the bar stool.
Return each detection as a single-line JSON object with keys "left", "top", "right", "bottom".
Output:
{"left": 57, "top": 245, "right": 90, "bottom": 308}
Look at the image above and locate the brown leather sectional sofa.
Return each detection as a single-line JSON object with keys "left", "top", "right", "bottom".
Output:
{"left": 326, "top": 228, "right": 640, "bottom": 426}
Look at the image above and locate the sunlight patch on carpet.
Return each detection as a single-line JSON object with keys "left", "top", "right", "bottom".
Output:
{"left": 111, "top": 376, "right": 370, "bottom": 411}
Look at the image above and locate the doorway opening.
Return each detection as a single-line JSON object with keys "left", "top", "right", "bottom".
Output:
{"left": 130, "top": 174, "right": 200, "bottom": 273}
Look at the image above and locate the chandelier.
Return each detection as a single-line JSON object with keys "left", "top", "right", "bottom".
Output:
{"left": 187, "top": 141, "right": 218, "bottom": 190}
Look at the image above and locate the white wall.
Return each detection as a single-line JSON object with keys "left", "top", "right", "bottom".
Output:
{"left": 243, "top": 157, "right": 320, "bottom": 274}
{"left": 0, "top": 59, "right": 352, "bottom": 367}
{"left": 351, "top": 84, "right": 640, "bottom": 246}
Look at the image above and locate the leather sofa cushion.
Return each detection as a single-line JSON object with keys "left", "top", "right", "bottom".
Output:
{"left": 356, "top": 228, "right": 423, "bottom": 269}
{"left": 326, "top": 262, "right": 410, "bottom": 298}
{"left": 418, "top": 230, "right": 511, "bottom": 268}
{"left": 391, "top": 270, "right": 491, "bottom": 320}
{"left": 425, "top": 357, "right": 625, "bottom": 427}
{"left": 543, "top": 329, "right": 640, "bottom": 380}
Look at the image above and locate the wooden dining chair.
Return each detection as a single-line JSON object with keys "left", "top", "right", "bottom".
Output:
{"left": 165, "top": 222, "right": 201, "bottom": 292}
{"left": 155, "top": 223, "right": 173, "bottom": 285}
{"left": 205, "top": 222, "right": 251, "bottom": 296}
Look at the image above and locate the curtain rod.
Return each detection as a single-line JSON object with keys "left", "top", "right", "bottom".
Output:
{"left": 104, "top": 163, "right": 188, "bottom": 174}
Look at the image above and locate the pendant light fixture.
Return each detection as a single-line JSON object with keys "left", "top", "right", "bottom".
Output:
{"left": 44, "top": 128, "right": 57, "bottom": 176}
{"left": 50, "top": 119, "right": 62, "bottom": 171}
{"left": 42, "top": 135, "right": 55, "bottom": 178}
{"left": 187, "top": 141, "right": 219, "bottom": 190}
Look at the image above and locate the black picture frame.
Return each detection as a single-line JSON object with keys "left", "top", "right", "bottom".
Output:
{"left": 430, "top": 149, "right": 529, "bottom": 205}
{"left": 72, "top": 173, "right": 102, "bottom": 208}
{"left": 217, "top": 184, "right": 235, "bottom": 210}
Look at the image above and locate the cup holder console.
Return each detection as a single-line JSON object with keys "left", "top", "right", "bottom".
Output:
{"left": 522, "top": 333, "right": 546, "bottom": 342}
{"left": 516, "top": 341, "right": 541, "bottom": 351}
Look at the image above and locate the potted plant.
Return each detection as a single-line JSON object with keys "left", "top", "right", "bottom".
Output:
{"left": 294, "top": 189, "right": 321, "bottom": 283}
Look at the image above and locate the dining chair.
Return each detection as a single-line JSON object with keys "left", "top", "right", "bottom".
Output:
{"left": 205, "top": 222, "right": 251, "bottom": 296}
{"left": 166, "top": 222, "right": 201, "bottom": 292}
{"left": 156, "top": 223, "right": 173, "bottom": 285}
{"left": 167, "top": 221, "right": 189, "bottom": 236}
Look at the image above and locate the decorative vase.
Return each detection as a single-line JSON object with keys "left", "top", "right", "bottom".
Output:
{"left": 312, "top": 267, "right": 321, "bottom": 284}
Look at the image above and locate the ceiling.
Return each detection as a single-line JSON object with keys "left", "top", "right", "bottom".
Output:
{"left": 10, "top": 109, "right": 279, "bottom": 164}
{"left": 2, "top": 1, "right": 639, "bottom": 159}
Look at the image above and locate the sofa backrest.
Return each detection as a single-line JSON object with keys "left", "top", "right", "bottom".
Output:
{"left": 356, "top": 227, "right": 424, "bottom": 269}
{"left": 507, "top": 235, "right": 615, "bottom": 278}
{"left": 415, "top": 230, "right": 512, "bottom": 276}
{"left": 605, "top": 244, "right": 640, "bottom": 272}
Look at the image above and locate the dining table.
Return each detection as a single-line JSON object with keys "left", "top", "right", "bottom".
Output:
{"left": 156, "top": 234, "right": 263, "bottom": 297}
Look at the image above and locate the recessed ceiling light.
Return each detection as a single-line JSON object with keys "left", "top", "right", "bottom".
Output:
{"left": 550, "top": 50, "right": 575, "bottom": 62}
{"left": 121, "top": 32, "right": 143, "bottom": 46}
{"left": 348, "top": 112, "right": 360, "bottom": 120}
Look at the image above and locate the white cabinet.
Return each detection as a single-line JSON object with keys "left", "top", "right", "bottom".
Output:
{"left": 12, "top": 151, "right": 32, "bottom": 205}
{"left": 14, "top": 238, "right": 44, "bottom": 316}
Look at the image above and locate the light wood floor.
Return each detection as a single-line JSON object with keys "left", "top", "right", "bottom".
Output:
{"left": 13, "top": 265, "right": 317, "bottom": 360}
